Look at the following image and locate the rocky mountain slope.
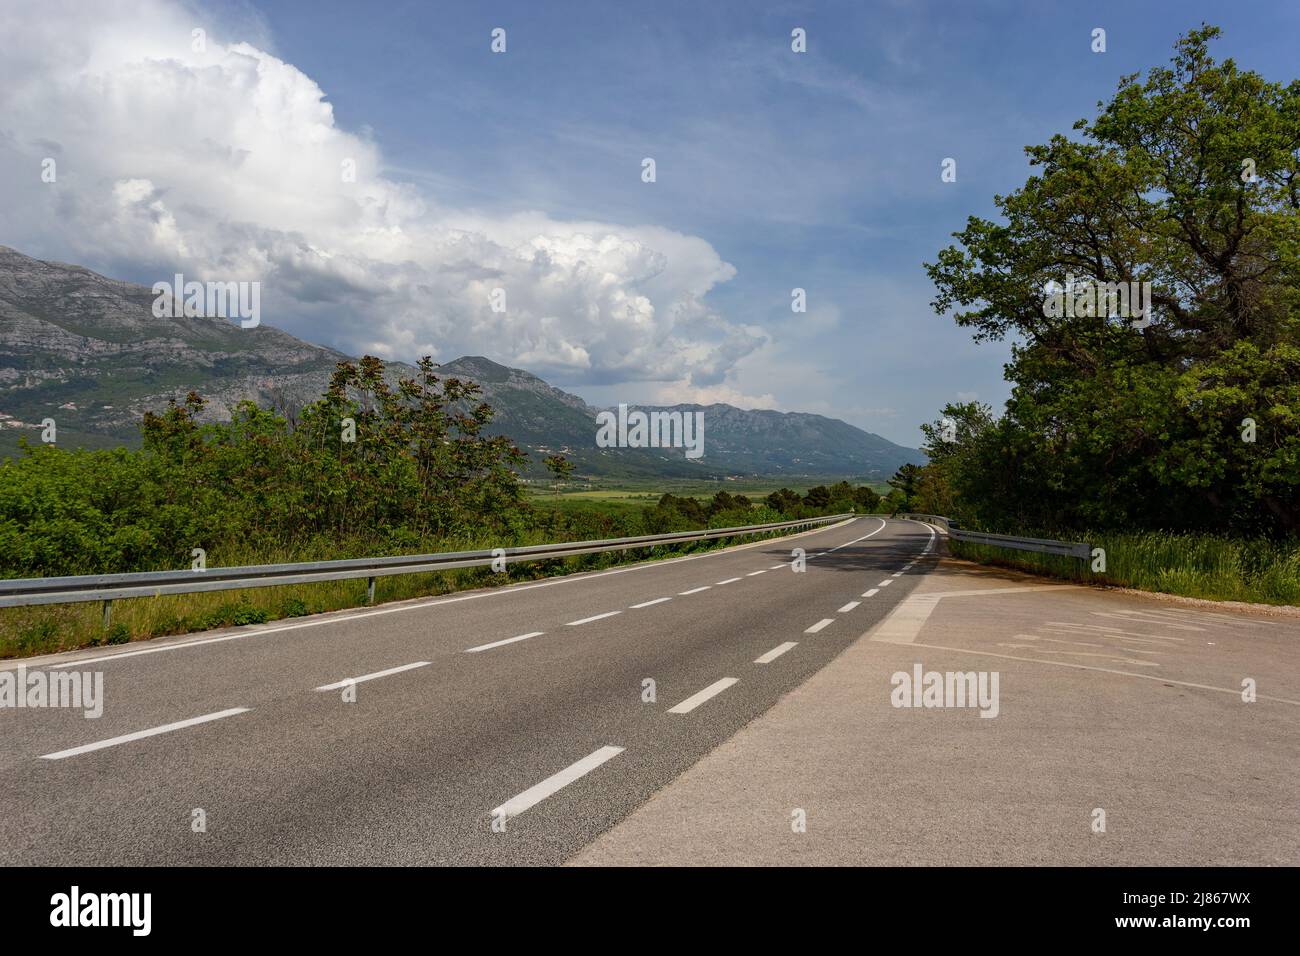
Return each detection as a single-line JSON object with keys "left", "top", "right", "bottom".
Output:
{"left": 0, "top": 245, "right": 359, "bottom": 453}
{"left": 0, "top": 246, "right": 924, "bottom": 479}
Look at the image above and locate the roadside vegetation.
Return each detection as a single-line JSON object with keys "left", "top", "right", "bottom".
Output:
{"left": 896, "top": 26, "right": 1300, "bottom": 605}
{"left": 0, "top": 356, "right": 882, "bottom": 658}
{"left": 948, "top": 532, "right": 1300, "bottom": 607}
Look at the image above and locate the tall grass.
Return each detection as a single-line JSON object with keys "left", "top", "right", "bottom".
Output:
{"left": 950, "top": 530, "right": 1300, "bottom": 606}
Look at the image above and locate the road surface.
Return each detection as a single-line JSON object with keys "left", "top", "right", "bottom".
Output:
{"left": 2, "top": 516, "right": 928, "bottom": 864}
{"left": 2, "top": 517, "right": 1295, "bottom": 866}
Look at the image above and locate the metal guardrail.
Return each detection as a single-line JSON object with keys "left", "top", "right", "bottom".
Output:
{"left": 900, "top": 513, "right": 953, "bottom": 528}
{"left": 898, "top": 514, "right": 1091, "bottom": 560}
{"left": 0, "top": 514, "right": 855, "bottom": 620}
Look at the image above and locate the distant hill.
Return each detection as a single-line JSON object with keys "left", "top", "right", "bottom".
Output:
{"left": 434, "top": 356, "right": 925, "bottom": 479}
{"left": 616, "top": 402, "right": 924, "bottom": 477}
{"left": 0, "top": 246, "right": 924, "bottom": 479}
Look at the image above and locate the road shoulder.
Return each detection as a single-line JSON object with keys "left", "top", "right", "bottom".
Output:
{"left": 569, "top": 557, "right": 1300, "bottom": 866}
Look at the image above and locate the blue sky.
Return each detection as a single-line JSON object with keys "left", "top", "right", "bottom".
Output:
{"left": 4, "top": 0, "right": 1298, "bottom": 446}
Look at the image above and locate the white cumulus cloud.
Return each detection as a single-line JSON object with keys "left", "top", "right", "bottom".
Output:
{"left": 0, "top": 0, "right": 761, "bottom": 392}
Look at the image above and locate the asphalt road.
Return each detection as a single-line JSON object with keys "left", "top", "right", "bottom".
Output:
{"left": 1, "top": 515, "right": 935, "bottom": 865}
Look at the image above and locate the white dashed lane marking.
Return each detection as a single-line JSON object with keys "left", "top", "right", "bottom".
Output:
{"left": 468, "top": 519, "right": 893, "bottom": 650}
{"left": 862, "top": 588, "right": 880, "bottom": 597}
{"left": 668, "top": 678, "right": 739, "bottom": 714}
{"left": 466, "top": 633, "right": 543, "bottom": 653}
{"left": 754, "top": 642, "right": 798, "bottom": 664}
{"left": 490, "top": 746, "right": 625, "bottom": 820}
{"left": 316, "top": 661, "right": 430, "bottom": 691}
{"left": 805, "top": 619, "right": 834, "bottom": 634}
{"left": 566, "top": 611, "right": 621, "bottom": 626}
{"left": 40, "top": 708, "right": 251, "bottom": 761}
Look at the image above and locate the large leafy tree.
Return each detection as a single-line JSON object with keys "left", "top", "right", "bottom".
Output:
{"left": 925, "top": 26, "right": 1300, "bottom": 534}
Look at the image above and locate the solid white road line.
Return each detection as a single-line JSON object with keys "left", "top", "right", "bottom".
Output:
{"left": 747, "top": 570, "right": 768, "bottom": 576}
{"left": 41, "top": 517, "right": 860, "bottom": 669}
{"left": 862, "top": 588, "right": 880, "bottom": 597}
{"left": 490, "top": 746, "right": 625, "bottom": 819}
{"left": 715, "top": 577, "right": 742, "bottom": 585}
{"left": 630, "top": 597, "right": 672, "bottom": 609}
{"left": 39, "top": 708, "right": 251, "bottom": 761}
{"left": 838, "top": 601, "right": 860, "bottom": 613}
{"left": 847, "top": 522, "right": 888, "bottom": 545}
{"left": 566, "top": 611, "right": 621, "bottom": 626}
{"left": 769, "top": 564, "right": 786, "bottom": 570}
{"left": 804, "top": 618, "right": 834, "bottom": 634}
{"left": 755, "top": 642, "right": 799, "bottom": 664}
{"left": 853, "top": 518, "right": 889, "bottom": 544}
{"left": 678, "top": 586, "right": 712, "bottom": 596}
{"left": 316, "top": 661, "right": 430, "bottom": 691}
{"left": 668, "top": 677, "right": 739, "bottom": 714}
{"left": 465, "top": 633, "right": 543, "bottom": 653}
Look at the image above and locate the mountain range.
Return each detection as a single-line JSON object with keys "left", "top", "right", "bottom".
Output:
{"left": 0, "top": 245, "right": 924, "bottom": 480}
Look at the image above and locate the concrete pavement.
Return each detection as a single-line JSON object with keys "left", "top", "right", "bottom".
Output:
{"left": 572, "top": 555, "right": 1300, "bottom": 866}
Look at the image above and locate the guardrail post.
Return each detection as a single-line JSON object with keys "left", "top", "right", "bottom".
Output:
{"left": 366, "top": 577, "right": 376, "bottom": 604}
{"left": 102, "top": 599, "right": 112, "bottom": 629}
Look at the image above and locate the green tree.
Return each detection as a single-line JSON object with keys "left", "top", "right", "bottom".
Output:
{"left": 803, "top": 485, "right": 831, "bottom": 509}
{"left": 924, "top": 26, "right": 1300, "bottom": 534}
{"left": 543, "top": 454, "right": 574, "bottom": 496}
{"left": 765, "top": 488, "right": 801, "bottom": 514}
{"left": 852, "top": 485, "right": 883, "bottom": 512}
{"left": 0, "top": 355, "right": 532, "bottom": 577}
{"left": 886, "top": 464, "right": 924, "bottom": 510}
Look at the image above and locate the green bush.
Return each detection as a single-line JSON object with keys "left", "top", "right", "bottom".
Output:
{"left": 231, "top": 604, "right": 269, "bottom": 626}
{"left": 279, "top": 597, "right": 309, "bottom": 618}
{"left": 16, "top": 618, "right": 59, "bottom": 655}
{"left": 0, "top": 356, "right": 528, "bottom": 580}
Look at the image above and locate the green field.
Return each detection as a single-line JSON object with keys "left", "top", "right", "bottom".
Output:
{"left": 526, "top": 478, "right": 891, "bottom": 504}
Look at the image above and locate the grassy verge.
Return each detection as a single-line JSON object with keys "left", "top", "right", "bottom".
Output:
{"left": 0, "top": 523, "right": 826, "bottom": 659}
{"left": 950, "top": 531, "right": 1300, "bottom": 606}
